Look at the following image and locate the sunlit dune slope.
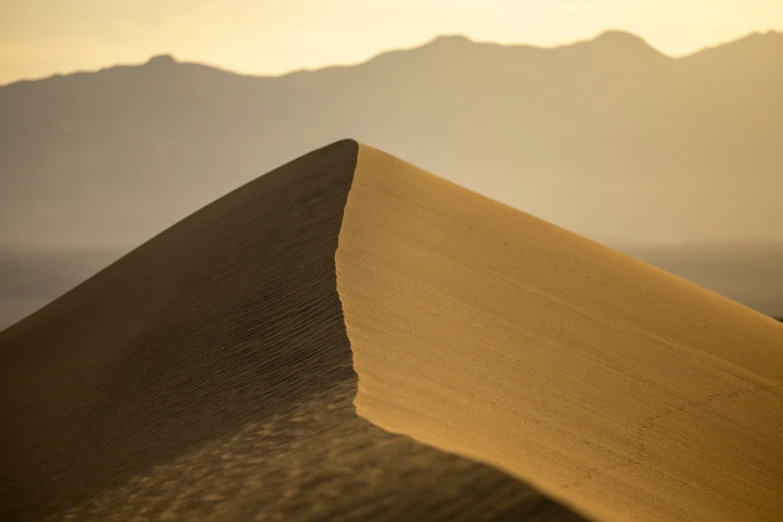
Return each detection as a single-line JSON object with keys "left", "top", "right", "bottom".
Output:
{"left": 336, "top": 145, "right": 783, "bottom": 522}
{"left": 0, "top": 141, "right": 580, "bottom": 522}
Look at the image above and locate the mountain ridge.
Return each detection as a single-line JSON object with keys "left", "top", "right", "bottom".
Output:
{"left": 3, "top": 29, "right": 781, "bottom": 88}
{"left": 2, "top": 26, "right": 782, "bottom": 327}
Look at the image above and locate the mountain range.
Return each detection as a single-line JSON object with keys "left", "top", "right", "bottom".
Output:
{"left": 1, "top": 29, "right": 782, "bottom": 328}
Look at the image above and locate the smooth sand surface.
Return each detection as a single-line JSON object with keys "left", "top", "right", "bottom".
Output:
{"left": 0, "top": 141, "right": 580, "bottom": 521}
{"left": 336, "top": 145, "right": 783, "bottom": 521}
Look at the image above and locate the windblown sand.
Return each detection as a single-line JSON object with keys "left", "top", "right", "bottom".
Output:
{"left": 336, "top": 145, "right": 783, "bottom": 522}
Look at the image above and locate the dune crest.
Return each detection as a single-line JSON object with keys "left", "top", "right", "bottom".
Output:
{"left": 336, "top": 144, "right": 783, "bottom": 522}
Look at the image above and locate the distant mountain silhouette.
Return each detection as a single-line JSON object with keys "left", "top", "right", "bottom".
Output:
{"left": 1, "top": 29, "right": 782, "bottom": 327}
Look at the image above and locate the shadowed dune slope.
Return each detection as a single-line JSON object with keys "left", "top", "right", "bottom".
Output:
{"left": 336, "top": 145, "right": 783, "bottom": 522}
{"left": 0, "top": 141, "right": 582, "bottom": 521}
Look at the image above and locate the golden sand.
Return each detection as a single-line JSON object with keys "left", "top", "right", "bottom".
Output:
{"left": 336, "top": 144, "right": 783, "bottom": 522}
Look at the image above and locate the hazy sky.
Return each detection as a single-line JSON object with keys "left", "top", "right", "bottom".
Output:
{"left": 2, "top": 0, "right": 782, "bottom": 84}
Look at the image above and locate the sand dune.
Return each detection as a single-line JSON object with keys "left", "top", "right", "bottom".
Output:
{"left": 0, "top": 141, "right": 581, "bottom": 521}
{"left": 1, "top": 140, "right": 781, "bottom": 521}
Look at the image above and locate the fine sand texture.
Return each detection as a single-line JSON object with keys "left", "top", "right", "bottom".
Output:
{"left": 0, "top": 141, "right": 582, "bottom": 521}
{"left": 336, "top": 145, "right": 783, "bottom": 521}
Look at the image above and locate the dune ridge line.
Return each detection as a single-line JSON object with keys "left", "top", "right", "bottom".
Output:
{"left": 335, "top": 143, "right": 783, "bottom": 522}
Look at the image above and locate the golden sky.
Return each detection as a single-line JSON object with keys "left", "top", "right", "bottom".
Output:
{"left": 2, "top": 0, "right": 782, "bottom": 84}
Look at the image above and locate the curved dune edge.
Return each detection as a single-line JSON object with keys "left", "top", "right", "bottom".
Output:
{"left": 336, "top": 144, "right": 783, "bottom": 522}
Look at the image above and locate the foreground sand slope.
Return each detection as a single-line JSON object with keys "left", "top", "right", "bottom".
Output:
{"left": 337, "top": 145, "right": 783, "bottom": 522}
{"left": 0, "top": 141, "right": 580, "bottom": 521}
